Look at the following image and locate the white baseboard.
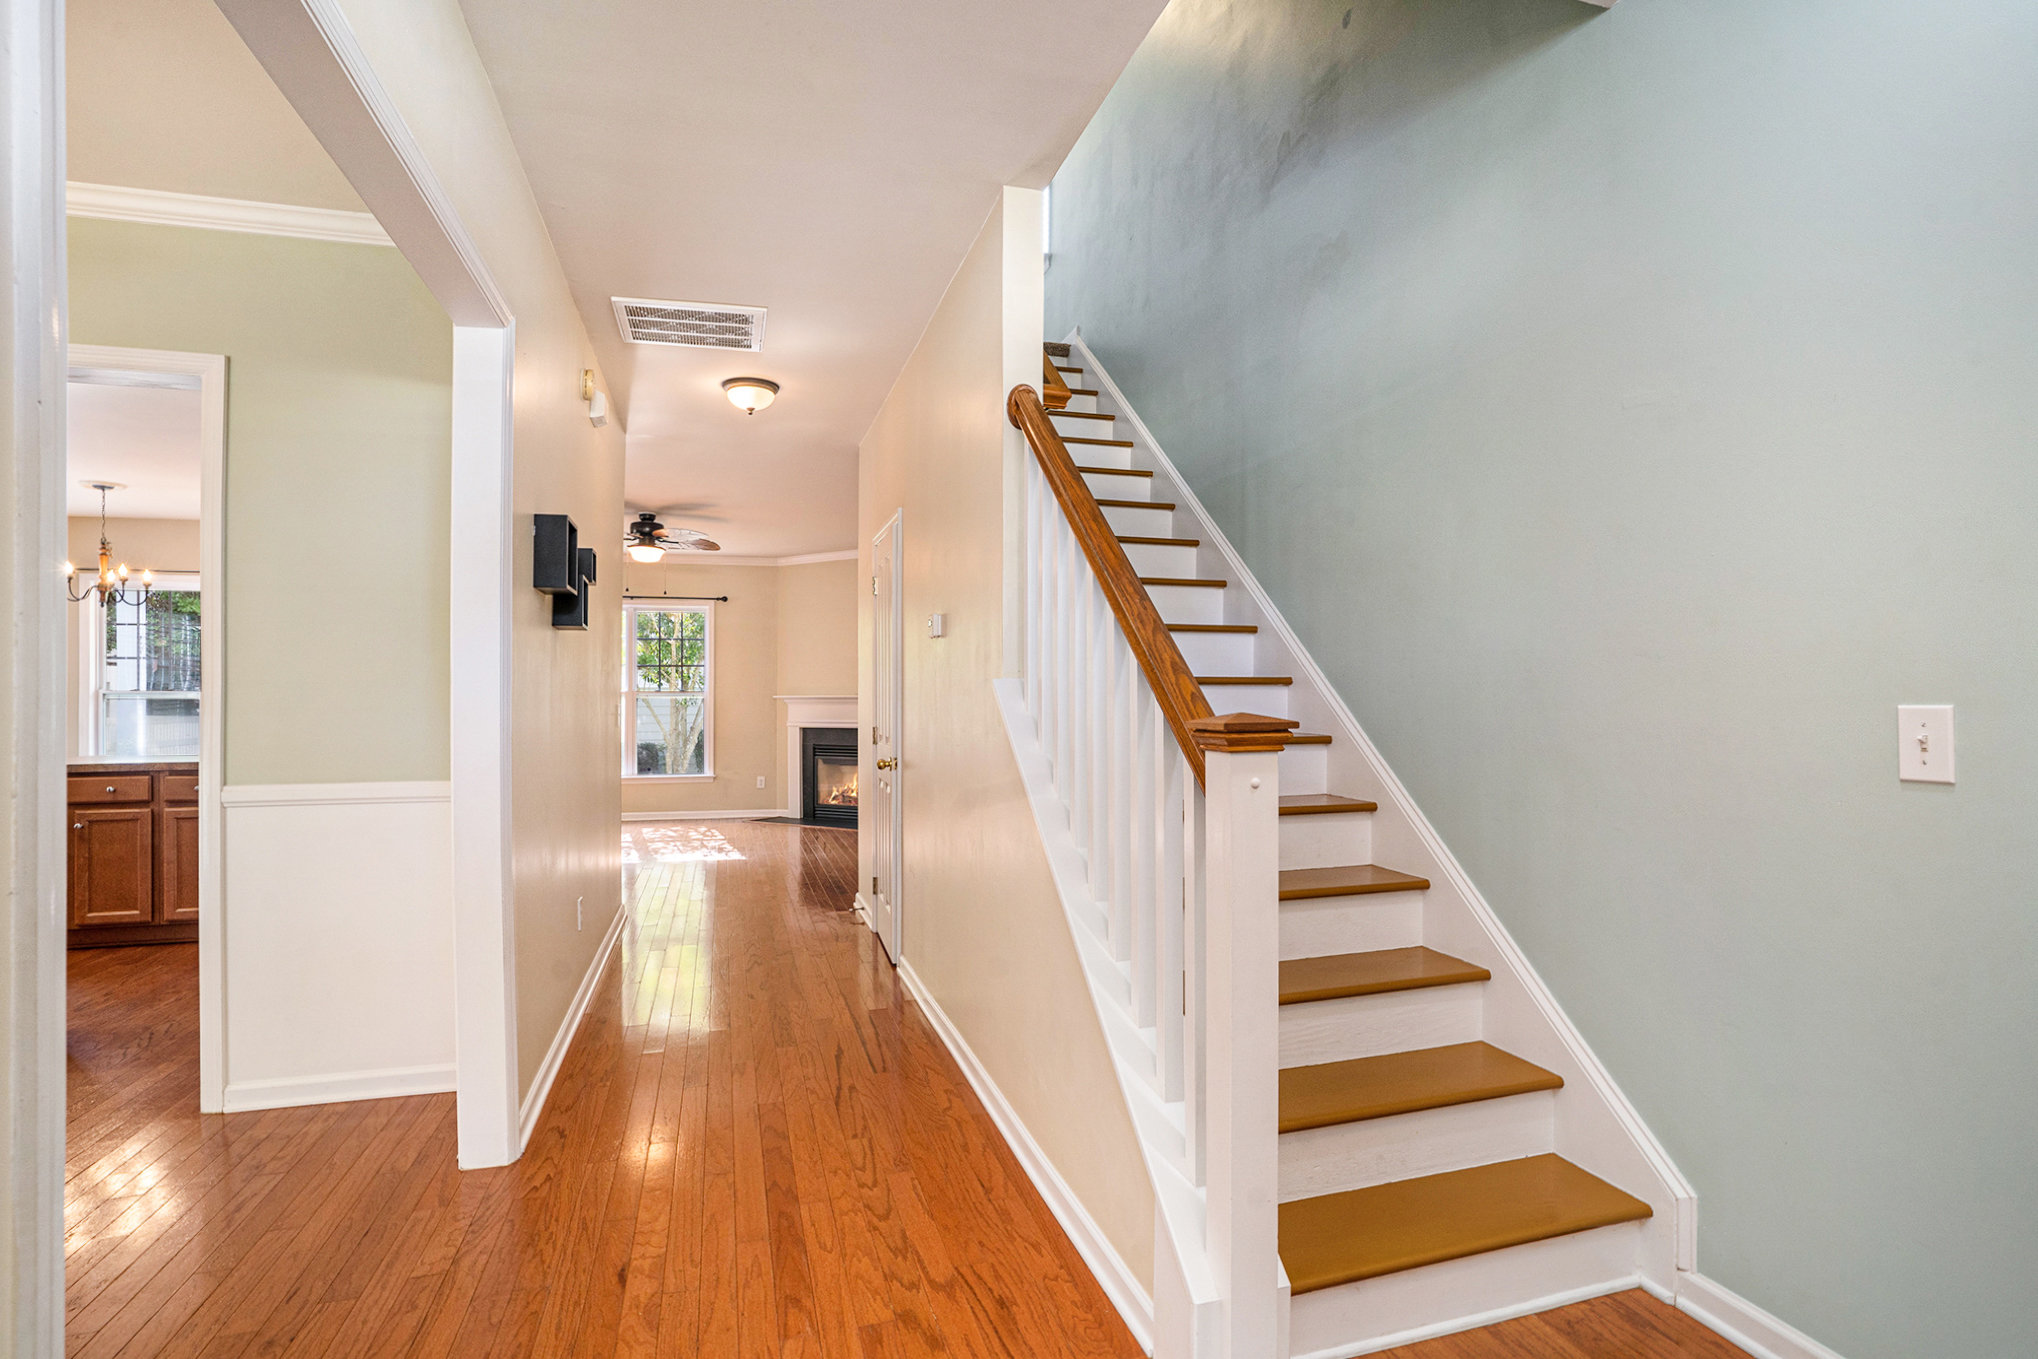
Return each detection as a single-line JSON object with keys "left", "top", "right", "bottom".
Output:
{"left": 852, "top": 892, "right": 873, "bottom": 927}
{"left": 517, "top": 902, "right": 627, "bottom": 1151}
{"left": 1654, "top": 1272, "right": 1848, "bottom": 1359}
{"left": 896, "top": 960, "right": 1155, "bottom": 1354}
{"left": 621, "top": 807, "right": 783, "bottom": 822}
{"left": 222, "top": 1063, "right": 455, "bottom": 1112}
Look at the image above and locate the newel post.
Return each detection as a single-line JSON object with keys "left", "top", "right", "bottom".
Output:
{"left": 1190, "top": 712, "right": 1295, "bottom": 1359}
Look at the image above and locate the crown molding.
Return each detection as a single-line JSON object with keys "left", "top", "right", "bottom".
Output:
{"left": 65, "top": 181, "right": 392, "bottom": 247}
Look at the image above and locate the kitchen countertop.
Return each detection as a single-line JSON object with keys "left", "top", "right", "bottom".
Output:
{"left": 68, "top": 759, "right": 198, "bottom": 775}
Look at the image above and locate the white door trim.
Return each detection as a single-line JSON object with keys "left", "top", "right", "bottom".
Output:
{"left": 5, "top": 0, "right": 67, "bottom": 1346}
{"left": 870, "top": 512, "right": 904, "bottom": 960}
{"left": 67, "top": 345, "right": 229, "bottom": 1111}
{"left": 216, "top": 0, "right": 521, "bottom": 1166}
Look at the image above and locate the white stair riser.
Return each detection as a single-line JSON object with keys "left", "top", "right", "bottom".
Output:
{"left": 1279, "top": 892, "right": 1422, "bottom": 959}
{"left": 1144, "top": 583, "right": 1225, "bottom": 624}
{"left": 1280, "top": 984, "right": 1480, "bottom": 1067}
{"left": 1278, "top": 811, "right": 1372, "bottom": 871}
{"left": 1120, "top": 541, "right": 1198, "bottom": 576}
{"left": 1060, "top": 391, "right": 1098, "bottom": 413}
{"left": 1279, "top": 1091, "right": 1556, "bottom": 1202}
{"left": 1170, "top": 629, "right": 1255, "bottom": 673}
{"left": 1100, "top": 502, "right": 1173, "bottom": 536}
{"left": 1201, "top": 682, "right": 1289, "bottom": 717}
{"left": 1279, "top": 741, "right": 1329, "bottom": 795}
{"left": 1049, "top": 411, "right": 1118, "bottom": 442}
{"left": 1285, "top": 1222, "right": 1646, "bottom": 1359}
{"left": 1081, "top": 469, "right": 1149, "bottom": 500}
{"left": 1066, "top": 439, "right": 1134, "bottom": 470}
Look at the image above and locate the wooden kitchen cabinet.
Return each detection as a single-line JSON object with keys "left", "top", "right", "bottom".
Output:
{"left": 67, "top": 761, "right": 200, "bottom": 947}
{"left": 69, "top": 808, "right": 153, "bottom": 927}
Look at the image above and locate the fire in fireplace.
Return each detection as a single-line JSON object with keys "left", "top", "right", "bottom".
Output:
{"left": 801, "top": 727, "right": 859, "bottom": 827}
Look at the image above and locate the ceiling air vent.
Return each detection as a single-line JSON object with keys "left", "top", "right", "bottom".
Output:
{"left": 611, "top": 297, "right": 766, "bottom": 351}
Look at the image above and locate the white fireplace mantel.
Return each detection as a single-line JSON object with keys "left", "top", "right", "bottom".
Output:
{"left": 777, "top": 695, "right": 859, "bottom": 817}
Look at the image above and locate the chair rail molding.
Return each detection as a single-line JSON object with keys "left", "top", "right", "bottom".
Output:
{"left": 64, "top": 181, "right": 393, "bottom": 247}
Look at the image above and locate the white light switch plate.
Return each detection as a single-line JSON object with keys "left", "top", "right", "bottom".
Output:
{"left": 1898, "top": 705, "right": 1954, "bottom": 784}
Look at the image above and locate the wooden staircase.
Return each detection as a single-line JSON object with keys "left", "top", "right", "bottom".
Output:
{"left": 1038, "top": 345, "right": 1660, "bottom": 1355}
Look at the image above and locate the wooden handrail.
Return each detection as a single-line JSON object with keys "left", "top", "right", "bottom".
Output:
{"left": 1010, "top": 381, "right": 1218, "bottom": 785}
{"left": 1043, "top": 353, "right": 1073, "bottom": 411}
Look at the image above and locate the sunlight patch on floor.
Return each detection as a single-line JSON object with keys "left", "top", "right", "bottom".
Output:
{"left": 621, "top": 823, "right": 747, "bottom": 863}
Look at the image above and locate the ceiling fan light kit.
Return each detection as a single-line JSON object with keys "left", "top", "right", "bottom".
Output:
{"left": 626, "top": 510, "right": 721, "bottom": 562}
{"left": 721, "top": 376, "right": 778, "bottom": 415}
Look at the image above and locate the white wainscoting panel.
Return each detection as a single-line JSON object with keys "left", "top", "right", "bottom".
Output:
{"left": 220, "top": 781, "right": 455, "bottom": 1111}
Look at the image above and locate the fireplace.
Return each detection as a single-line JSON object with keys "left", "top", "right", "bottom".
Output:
{"left": 801, "top": 727, "right": 858, "bottom": 827}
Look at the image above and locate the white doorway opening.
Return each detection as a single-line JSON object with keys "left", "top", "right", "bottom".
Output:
{"left": 67, "top": 344, "right": 228, "bottom": 1111}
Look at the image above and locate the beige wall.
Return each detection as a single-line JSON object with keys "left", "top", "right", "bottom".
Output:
{"left": 67, "top": 218, "right": 452, "bottom": 785}
{"left": 63, "top": 516, "right": 200, "bottom": 757}
{"left": 320, "top": 0, "right": 627, "bottom": 1100}
{"left": 857, "top": 191, "right": 1154, "bottom": 1289}
{"left": 619, "top": 557, "right": 858, "bottom": 816}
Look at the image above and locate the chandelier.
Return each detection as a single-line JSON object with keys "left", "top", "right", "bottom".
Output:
{"left": 66, "top": 481, "right": 154, "bottom": 607}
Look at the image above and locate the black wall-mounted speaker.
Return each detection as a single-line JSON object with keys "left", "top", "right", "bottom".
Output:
{"left": 534, "top": 515, "right": 597, "bottom": 629}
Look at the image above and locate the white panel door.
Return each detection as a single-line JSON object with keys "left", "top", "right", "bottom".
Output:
{"left": 869, "top": 514, "right": 903, "bottom": 962}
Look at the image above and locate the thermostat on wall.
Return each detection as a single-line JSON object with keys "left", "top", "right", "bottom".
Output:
{"left": 926, "top": 613, "right": 945, "bottom": 638}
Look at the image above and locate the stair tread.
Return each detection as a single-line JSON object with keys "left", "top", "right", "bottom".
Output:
{"left": 1280, "top": 946, "right": 1486, "bottom": 1004}
{"left": 1280, "top": 947, "right": 1486, "bottom": 1007}
{"left": 1280, "top": 1154, "right": 1652, "bottom": 1293}
{"left": 1282, "top": 732, "right": 1333, "bottom": 745}
{"left": 1117, "top": 535, "right": 1199, "bottom": 546}
{"left": 1141, "top": 576, "right": 1226, "bottom": 588}
{"left": 1078, "top": 465, "right": 1152, "bottom": 477}
{"left": 1279, "top": 1041, "right": 1560, "bottom": 1132}
{"left": 1278, "top": 793, "right": 1376, "bottom": 816}
{"left": 1279, "top": 864, "right": 1429, "bottom": 900}
{"left": 1064, "top": 435, "right": 1135, "bottom": 447}
{"left": 1197, "top": 675, "right": 1291, "bottom": 685}
{"left": 1097, "top": 498, "right": 1175, "bottom": 510}
{"left": 1051, "top": 410, "right": 1115, "bottom": 422}
{"left": 1054, "top": 365, "right": 1081, "bottom": 374}
{"left": 1067, "top": 387, "right": 1099, "bottom": 397}
{"left": 1169, "top": 623, "right": 1256, "bottom": 633}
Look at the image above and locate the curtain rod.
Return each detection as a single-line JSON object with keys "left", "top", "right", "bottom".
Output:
{"left": 624, "top": 594, "right": 729, "bottom": 603}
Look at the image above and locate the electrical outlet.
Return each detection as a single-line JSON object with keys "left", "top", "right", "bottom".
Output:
{"left": 756, "top": 775, "right": 765, "bottom": 788}
{"left": 576, "top": 895, "right": 584, "bottom": 930}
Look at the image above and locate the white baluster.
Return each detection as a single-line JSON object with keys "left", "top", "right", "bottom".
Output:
{"left": 1182, "top": 766, "right": 1206, "bottom": 1188}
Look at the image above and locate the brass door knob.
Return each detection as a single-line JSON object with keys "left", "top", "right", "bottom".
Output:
{"left": 875, "top": 758, "right": 897, "bottom": 770}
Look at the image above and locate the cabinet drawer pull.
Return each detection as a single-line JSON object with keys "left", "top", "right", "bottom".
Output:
{"left": 104, "top": 785, "right": 116, "bottom": 793}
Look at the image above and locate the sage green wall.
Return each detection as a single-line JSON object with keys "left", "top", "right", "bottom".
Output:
{"left": 68, "top": 217, "right": 452, "bottom": 785}
{"left": 1045, "top": 2, "right": 2038, "bottom": 1355}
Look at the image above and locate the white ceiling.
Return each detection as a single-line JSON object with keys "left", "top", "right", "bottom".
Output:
{"left": 458, "top": 0, "right": 1169, "bottom": 558}
{"left": 66, "top": 382, "right": 203, "bottom": 521}
{"left": 67, "top": 0, "right": 366, "bottom": 210}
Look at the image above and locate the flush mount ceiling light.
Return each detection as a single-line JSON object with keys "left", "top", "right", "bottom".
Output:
{"left": 721, "top": 377, "right": 779, "bottom": 416}
{"left": 625, "top": 512, "right": 720, "bottom": 562}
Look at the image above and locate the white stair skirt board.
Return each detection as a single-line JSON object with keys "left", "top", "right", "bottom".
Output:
{"left": 897, "top": 959, "right": 1155, "bottom": 1354}
{"left": 1067, "top": 330, "right": 1699, "bottom": 1327}
{"left": 621, "top": 807, "right": 785, "bottom": 822}
{"left": 1653, "top": 1272, "right": 1854, "bottom": 1359}
{"left": 517, "top": 901, "right": 627, "bottom": 1152}
{"left": 219, "top": 782, "right": 456, "bottom": 1113}
{"left": 222, "top": 1064, "right": 456, "bottom": 1113}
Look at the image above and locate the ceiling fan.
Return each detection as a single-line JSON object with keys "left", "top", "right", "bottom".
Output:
{"left": 625, "top": 511, "right": 720, "bottom": 562}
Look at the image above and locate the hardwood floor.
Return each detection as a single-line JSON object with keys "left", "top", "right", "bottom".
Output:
{"left": 1374, "top": 1288, "right": 1752, "bottom": 1358}
{"left": 65, "top": 818, "right": 1745, "bottom": 1357}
